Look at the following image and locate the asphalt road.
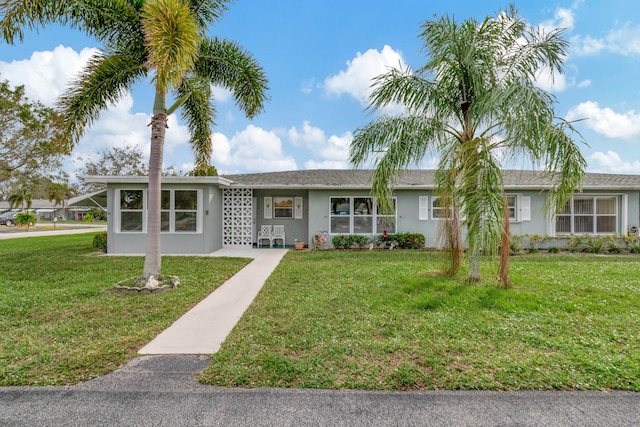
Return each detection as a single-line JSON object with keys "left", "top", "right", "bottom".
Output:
{"left": 1, "top": 355, "right": 638, "bottom": 426}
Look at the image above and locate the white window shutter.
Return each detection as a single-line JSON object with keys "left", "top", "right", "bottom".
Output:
{"left": 419, "top": 196, "right": 429, "bottom": 220}
{"left": 294, "top": 197, "right": 303, "bottom": 219}
{"left": 264, "top": 197, "right": 272, "bottom": 219}
{"left": 521, "top": 196, "right": 531, "bottom": 221}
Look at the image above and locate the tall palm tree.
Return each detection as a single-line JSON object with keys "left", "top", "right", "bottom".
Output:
{"left": 350, "top": 6, "right": 586, "bottom": 285}
{"left": 1, "top": 0, "right": 269, "bottom": 281}
{"left": 8, "top": 187, "right": 32, "bottom": 211}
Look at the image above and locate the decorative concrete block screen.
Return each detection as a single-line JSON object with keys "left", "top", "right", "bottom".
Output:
{"left": 222, "top": 188, "right": 253, "bottom": 247}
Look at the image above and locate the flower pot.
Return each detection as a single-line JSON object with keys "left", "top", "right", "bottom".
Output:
{"left": 294, "top": 242, "right": 305, "bottom": 250}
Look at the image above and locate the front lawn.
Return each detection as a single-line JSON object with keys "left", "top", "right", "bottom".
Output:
{"left": 0, "top": 234, "right": 250, "bottom": 386}
{"left": 202, "top": 250, "right": 640, "bottom": 391}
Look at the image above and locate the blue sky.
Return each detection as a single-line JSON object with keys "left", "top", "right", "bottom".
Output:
{"left": 1, "top": 0, "right": 640, "bottom": 178}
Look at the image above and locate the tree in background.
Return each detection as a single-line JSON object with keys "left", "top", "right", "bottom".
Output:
{"left": 2, "top": 0, "right": 269, "bottom": 284}
{"left": 350, "top": 6, "right": 585, "bottom": 285}
{"left": 8, "top": 187, "right": 32, "bottom": 211}
{"left": 75, "top": 144, "right": 181, "bottom": 193}
{"left": 47, "top": 182, "right": 75, "bottom": 220}
{"left": 0, "top": 78, "right": 64, "bottom": 196}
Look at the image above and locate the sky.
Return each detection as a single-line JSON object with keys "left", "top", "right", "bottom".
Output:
{"left": 1, "top": 0, "right": 640, "bottom": 180}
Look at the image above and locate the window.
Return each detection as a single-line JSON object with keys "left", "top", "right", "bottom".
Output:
{"left": 555, "top": 196, "right": 618, "bottom": 234}
{"left": 431, "top": 196, "right": 452, "bottom": 220}
{"left": 330, "top": 197, "right": 350, "bottom": 233}
{"left": 329, "top": 196, "right": 396, "bottom": 234}
{"left": 174, "top": 190, "right": 198, "bottom": 232}
{"left": 421, "top": 194, "right": 529, "bottom": 222}
{"left": 117, "top": 188, "right": 200, "bottom": 233}
{"left": 274, "top": 197, "right": 293, "bottom": 218}
{"left": 507, "top": 195, "right": 517, "bottom": 220}
{"left": 119, "top": 190, "right": 144, "bottom": 232}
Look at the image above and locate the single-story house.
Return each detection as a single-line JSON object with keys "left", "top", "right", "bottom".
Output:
{"left": 83, "top": 169, "right": 640, "bottom": 255}
{"left": 0, "top": 193, "right": 99, "bottom": 221}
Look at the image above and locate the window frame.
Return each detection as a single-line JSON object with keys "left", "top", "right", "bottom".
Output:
{"left": 555, "top": 195, "right": 619, "bottom": 235}
{"left": 115, "top": 188, "right": 202, "bottom": 234}
{"left": 329, "top": 196, "right": 397, "bottom": 234}
{"left": 116, "top": 189, "right": 146, "bottom": 233}
{"left": 273, "top": 196, "right": 294, "bottom": 219}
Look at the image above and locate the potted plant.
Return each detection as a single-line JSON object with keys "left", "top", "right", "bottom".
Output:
{"left": 294, "top": 239, "right": 305, "bottom": 250}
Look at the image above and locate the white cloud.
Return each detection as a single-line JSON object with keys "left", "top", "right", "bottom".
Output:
{"left": 539, "top": 7, "right": 575, "bottom": 33}
{"left": 287, "top": 121, "right": 351, "bottom": 168}
{"left": 566, "top": 101, "right": 640, "bottom": 139}
{"left": 212, "top": 125, "right": 297, "bottom": 172}
{"left": 0, "top": 45, "right": 98, "bottom": 106}
{"left": 576, "top": 79, "right": 591, "bottom": 88}
{"left": 1, "top": 45, "right": 195, "bottom": 174}
{"left": 589, "top": 151, "right": 640, "bottom": 173}
{"left": 535, "top": 68, "right": 570, "bottom": 92}
{"left": 324, "top": 45, "right": 406, "bottom": 106}
{"left": 212, "top": 85, "right": 233, "bottom": 102}
{"left": 571, "top": 23, "right": 640, "bottom": 57}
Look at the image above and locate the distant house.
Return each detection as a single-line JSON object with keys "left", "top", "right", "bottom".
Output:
{"left": 82, "top": 169, "right": 640, "bottom": 255}
{"left": 0, "top": 194, "right": 99, "bottom": 221}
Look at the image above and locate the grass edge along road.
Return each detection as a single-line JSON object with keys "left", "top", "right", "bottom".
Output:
{"left": 0, "top": 234, "right": 250, "bottom": 386}
{"left": 202, "top": 250, "right": 640, "bottom": 391}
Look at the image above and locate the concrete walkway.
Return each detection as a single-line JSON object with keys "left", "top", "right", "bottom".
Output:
{"left": 138, "top": 249, "right": 288, "bottom": 354}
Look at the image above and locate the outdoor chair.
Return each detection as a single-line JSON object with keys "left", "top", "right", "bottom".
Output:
{"left": 272, "top": 225, "right": 286, "bottom": 247}
{"left": 257, "top": 225, "right": 273, "bottom": 247}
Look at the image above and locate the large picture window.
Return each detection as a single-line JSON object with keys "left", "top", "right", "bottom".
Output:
{"left": 555, "top": 196, "right": 618, "bottom": 234}
{"left": 117, "top": 188, "right": 200, "bottom": 233}
{"left": 330, "top": 196, "right": 396, "bottom": 234}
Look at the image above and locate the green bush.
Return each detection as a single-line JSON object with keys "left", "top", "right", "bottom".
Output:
{"left": 548, "top": 246, "right": 560, "bottom": 253}
{"left": 331, "top": 235, "right": 350, "bottom": 249}
{"left": 92, "top": 232, "right": 107, "bottom": 249}
{"left": 351, "top": 234, "right": 372, "bottom": 248}
{"left": 509, "top": 235, "right": 525, "bottom": 255}
{"left": 15, "top": 212, "right": 36, "bottom": 227}
{"left": 378, "top": 232, "right": 425, "bottom": 249}
{"left": 83, "top": 213, "right": 94, "bottom": 223}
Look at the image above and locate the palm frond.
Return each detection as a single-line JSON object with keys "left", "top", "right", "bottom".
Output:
{"left": 176, "top": 76, "right": 215, "bottom": 171}
{"left": 189, "top": 0, "right": 230, "bottom": 27}
{"left": 196, "top": 37, "right": 269, "bottom": 118}
{"left": 57, "top": 51, "right": 147, "bottom": 149}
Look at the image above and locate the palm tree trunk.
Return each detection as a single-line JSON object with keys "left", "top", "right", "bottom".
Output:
{"left": 467, "top": 231, "right": 481, "bottom": 283}
{"left": 499, "top": 192, "right": 512, "bottom": 287}
{"left": 142, "top": 112, "right": 167, "bottom": 279}
{"left": 446, "top": 204, "right": 462, "bottom": 275}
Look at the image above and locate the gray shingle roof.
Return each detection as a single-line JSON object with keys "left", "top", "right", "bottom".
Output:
{"left": 223, "top": 169, "right": 640, "bottom": 190}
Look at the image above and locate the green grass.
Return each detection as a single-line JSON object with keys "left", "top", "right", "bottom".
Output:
{"left": 0, "top": 234, "right": 250, "bottom": 386}
{"left": 201, "top": 250, "right": 640, "bottom": 391}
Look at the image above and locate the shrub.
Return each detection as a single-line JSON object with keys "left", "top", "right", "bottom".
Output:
{"left": 83, "top": 213, "right": 94, "bottom": 223}
{"left": 567, "top": 235, "right": 588, "bottom": 253}
{"left": 526, "top": 234, "right": 545, "bottom": 253}
{"left": 624, "top": 235, "right": 640, "bottom": 253}
{"left": 548, "top": 246, "right": 560, "bottom": 253}
{"left": 509, "top": 235, "right": 525, "bottom": 255}
{"left": 331, "top": 235, "right": 350, "bottom": 249}
{"left": 608, "top": 241, "right": 622, "bottom": 254}
{"left": 351, "top": 234, "right": 372, "bottom": 249}
{"left": 15, "top": 212, "right": 36, "bottom": 228}
{"left": 378, "top": 232, "right": 425, "bottom": 249}
{"left": 92, "top": 232, "right": 107, "bottom": 249}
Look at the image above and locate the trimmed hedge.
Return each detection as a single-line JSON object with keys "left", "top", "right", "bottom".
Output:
{"left": 332, "top": 232, "right": 426, "bottom": 250}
